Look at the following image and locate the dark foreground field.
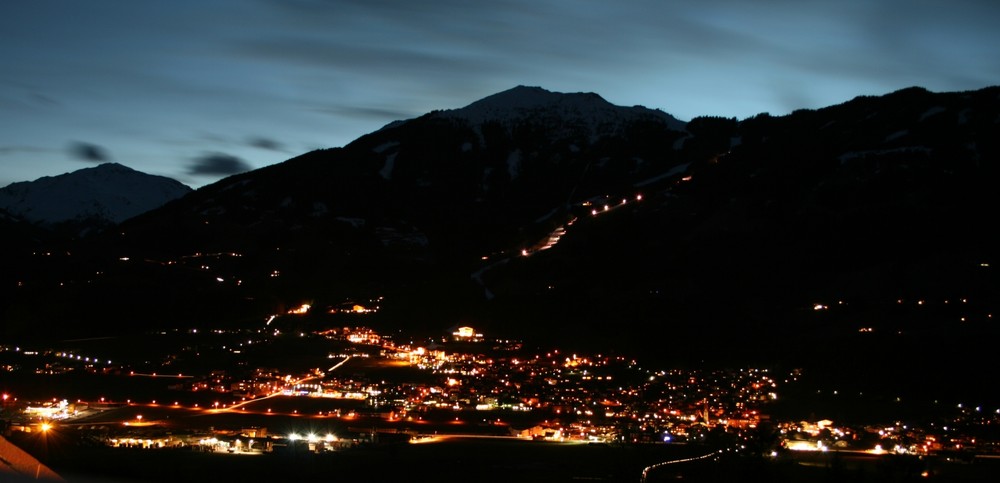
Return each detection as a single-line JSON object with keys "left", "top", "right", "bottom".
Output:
{"left": 13, "top": 436, "right": 703, "bottom": 483}
{"left": 10, "top": 433, "right": 1000, "bottom": 483}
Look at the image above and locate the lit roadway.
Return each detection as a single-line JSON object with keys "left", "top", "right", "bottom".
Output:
{"left": 410, "top": 434, "right": 565, "bottom": 444}
{"left": 128, "top": 373, "right": 193, "bottom": 378}
{"left": 640, "top": 451, "right": 721, "bottom": 483}
{"left": 59, "top": 356, "right": 356, "bottom": 426}
{"left": 210, "top": 356, "right": 351, "bottom": 414}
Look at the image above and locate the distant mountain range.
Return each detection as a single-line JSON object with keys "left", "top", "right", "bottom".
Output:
{"left": 3, "top": 85, "right": 999, "bottom": 377}
{"left": 0, "top": 162, "right": 191, "bottom": 231}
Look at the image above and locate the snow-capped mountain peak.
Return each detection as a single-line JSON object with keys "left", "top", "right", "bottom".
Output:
{"left": 0, "top": 162, "right": 192, "bottom": 226}
{"left": 434, "top": 85, "right": 686, "bottom": 136}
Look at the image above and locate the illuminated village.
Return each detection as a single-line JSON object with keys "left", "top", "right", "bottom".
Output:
{"left": 3, "top": 297, "right": 999, "bottom": 479}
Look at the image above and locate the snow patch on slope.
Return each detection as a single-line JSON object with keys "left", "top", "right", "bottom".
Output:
{"left": 373, "top": 141, "right": 399, "bottom": 154}
{"left": 506, "top": 150, "right": 522, "bottom": 180}
{"left": 634, "top": 163, "right": 691, "bottom": 188}
{"left": 919, "top": 106, "right": 946, "bottom": 121}
{"left": 380, "top": 152, "right": 398, "bottom": 180}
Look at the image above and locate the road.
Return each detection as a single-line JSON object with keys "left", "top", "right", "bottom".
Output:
{"left": 212, "top": 356, "right": 351, "bottom": 413}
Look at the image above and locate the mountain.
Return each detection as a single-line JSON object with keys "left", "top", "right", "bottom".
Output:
{"left": 430, "top": 85, "right": 686, "bottom": 133}
{"left": 0, "top": 162, "right": 192, "bottom": 230}
{"left": 3, "top": 86, "right": 1000, "bottom": 381}
{"left": 115, "top": 86, "right": 689, "bottom": 264}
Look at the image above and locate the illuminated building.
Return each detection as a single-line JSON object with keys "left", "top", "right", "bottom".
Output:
{"left": 451, "top": 326, "right": 484, "bottom": 342}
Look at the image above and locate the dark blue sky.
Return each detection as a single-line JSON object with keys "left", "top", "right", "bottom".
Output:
{"left": 3, "top": 0, "right": 998, "bottom": 188}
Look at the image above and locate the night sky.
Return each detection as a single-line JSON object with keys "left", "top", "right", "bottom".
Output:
{"left": 2, "top": 0, "right": 998, "bottom": 188}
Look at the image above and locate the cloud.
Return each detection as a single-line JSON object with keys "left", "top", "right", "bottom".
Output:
{"left": 314, "top": 104, "right": 416, "bottom": 122}
{"left": 28, "top": 92, "right": 59, "bottom": 107}
{"left": 187, "top": 153, "right": 252, "bottom": 176}
{"left": 68, "top": 141, "right": 111, "bottom": 163}
{"left": 247, "top": 136, "right": 285, "bottom": 151}
{"left": 0, "top": 145, "right": 52, "bottom": 156}
{"left": 238, "top": 37, "right": 503, "bottom": 82}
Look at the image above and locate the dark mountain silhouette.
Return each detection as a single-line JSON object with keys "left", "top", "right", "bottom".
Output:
{"left": 3, "top": 86, "right": 999, "bottom": 384}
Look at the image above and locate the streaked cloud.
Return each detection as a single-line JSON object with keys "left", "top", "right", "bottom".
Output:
{"left": 188, "top": 153, "right": 252, "bottom": 176}
{"left": 1, "top": 0, "right": 999, "bottom": 187}
{"left": 247, "top": 136, "right": 285, "bottom": 152}
{"left": 68, "top": 142, "right": 111, "bottom": 163}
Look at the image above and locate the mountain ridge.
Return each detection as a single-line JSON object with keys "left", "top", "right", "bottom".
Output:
{"left": 435, "top": 85, "right": 686, "bottom": 131}
{"left": 0, "top": 162, "right": 192, "bottom": 228}
{"left": 2, "top": 85, "right": 999, "bottom": 369}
